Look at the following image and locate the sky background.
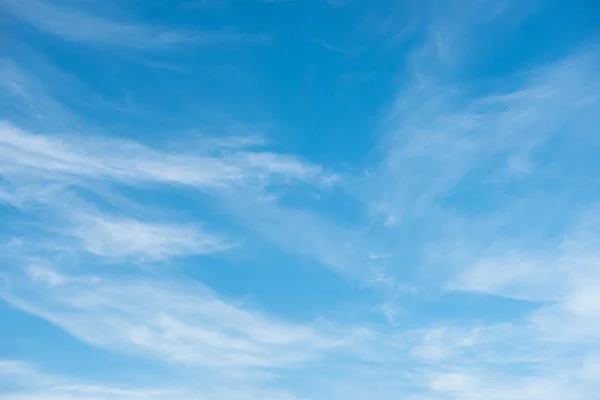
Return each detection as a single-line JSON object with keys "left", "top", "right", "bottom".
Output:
{"left": 1, "top": 0, "right": 600, "bottom": 399}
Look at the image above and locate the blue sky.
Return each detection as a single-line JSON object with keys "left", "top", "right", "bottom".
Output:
{"left": 1, "top": 0, "right": 600, "bottom": 398}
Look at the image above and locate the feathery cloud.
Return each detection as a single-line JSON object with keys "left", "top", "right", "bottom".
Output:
{"left": 1, "top": 266, "right": 351, "bottom": 372}
{"left": 1, "top": 0, "right": 266, "bottom": 50}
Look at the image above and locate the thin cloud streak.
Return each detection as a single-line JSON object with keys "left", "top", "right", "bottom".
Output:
{"left": 0, "top": 359, "right": 306, "bottom": 400}
{"left": 0, "top": 122, "right": 337, "bottom": 190}
{"left": 1, "top": 266, "right": 354, "bottom": 373}
{"left": 360, "top": 47, "right": 600, "bottom": 296}
{"left": 70, "top": 213, "right": 233, "bottom": 261}
{"left": 1, "top": 0, "right": 268, "bottom": 50}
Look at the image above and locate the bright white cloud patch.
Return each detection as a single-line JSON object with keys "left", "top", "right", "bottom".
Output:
{"left": 71, "top": 214, "right": 231, "bottom": 260}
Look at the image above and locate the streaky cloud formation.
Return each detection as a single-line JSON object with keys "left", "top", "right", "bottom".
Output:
{"left": 0, "top": 359, "right": 307, "bottom": 400}
{"left": 70, "top": 213, "right": 232, "bottom": 260}
{"left": 1, "top": 266, "right": 353, "bottom": 372}
{"left": 0, "top": 122, "right": 335, "bottom": 190}
{"left": 2, "top": 0, "right": 600, "bottom": 399}
{"left": 1, "top": 0, "right": 267, "bottom": 49}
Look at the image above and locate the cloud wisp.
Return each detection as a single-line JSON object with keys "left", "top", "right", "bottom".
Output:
{"left": 1, "top": 0, "right": 267, "bottom": 50}
{"left": 70, "top": 214, "right": 233, "bottom": 261}
{"left": 1, "top": 266, "right": 351, "bottom": 373}
{"left": 0, "top": 122, "right": 336, "bottom": 191}
{"left": 0, "top": 359, "right": 306, "bottom": 400}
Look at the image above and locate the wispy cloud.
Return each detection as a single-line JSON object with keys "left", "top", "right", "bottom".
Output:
{"left": 365, "top": 48, "right": 600, "bottom": 291}
{"left": 425, "top": 367, "right": 595, "bottom": 400}
{"left": 0, "top": 60, "right": 75, "bottom": 127}
{"left": 0, "top": 119, "right": 353, "bottom": 268}
{"left": 1, "top": 0, "right": 267, "bottom": 50}
{"left": 0, "top": 359, "right": 307, "bottom": 400}
{"left": 0, "top": 122, "right": 336, "bottom": 191}
{"left": 218, "top": 190, "right": 372, "bottom": 275}
{"left": 1, "top": 266, "right": 351, "bottom": 373}
{"left": 70, "top": 214, "right": 232, "bottom": 261}
{"left": 408, "top": 0, "right": 543, "bottom": 70}
{"left": 334, "top": 6, "right": 600, "bottom": 396}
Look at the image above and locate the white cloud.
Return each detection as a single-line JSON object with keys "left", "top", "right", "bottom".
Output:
{"left": 411, "top": 326, "right": 482, "bottom": 363}
{"left": 1, "top": 267, "right": 351, "bottom": 373}
{"left": 448, "top": 255, "right": 564, "bottom": 301}
{"left": 0, "top": 60, "right": 76, "bottom": 127}
{"left": 378, "top": 302, "right": 401, "bottom": 326}
{"left": 218, "top": 190, "right": 373, "bottom": 276}
{"left": 0, "top": 359, "right": 307, "bottom": 400}
{"left": 1, "top": 0, "right": 266, "bottom": 50}
{"left": 366, "top": 268, "right": 396, "bottom": 288}
{"left": 426, "top": 370, "right": 582, "bottom": 400}
{"left": 0, "top": 120, "right": 351, "bottom": 267}
{"left": 0, "top": 360, "right": 53, "bottom": 386}
{"left": 3, "top": 264, "right": 600, "bottom": 398}
{"left": 409, "top": 0, "right": 542, "bottom": 71}
{"left": 429, "top": 372, "right": 476, "bottom": 394}
{"left": 27, "top": 265, "right": 69, "bottom": 286}
{"left": 1, "top": 60, "right": 358, "bottom": 282}
{"left": 0, "top": 122, "right": 336, "bottom": 191}
{"left": 356, "top": 45, "right": 600, "bottom": 314}
{"left": 447, "top": 209, "right": 600, "bottom": 348}
{"left": 359, "top": 22, "right": 600, "bottom": 394}
{"left": 380, "top": 48, "right": 600, "bottom": 225}
{"left": 71, "top": 214, "right": 232, "bottom": 260}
